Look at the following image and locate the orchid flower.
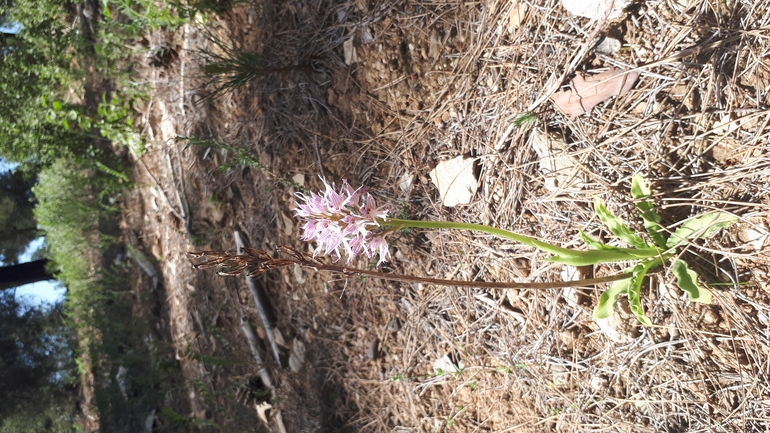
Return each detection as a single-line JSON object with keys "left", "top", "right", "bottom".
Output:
{"left": 294, "top": 178, "right": 392, "bottom": 265}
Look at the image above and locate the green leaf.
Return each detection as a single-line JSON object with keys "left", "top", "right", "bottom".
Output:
{"left": 579, "top": 230, "right": 610, "bottom": 250}
{"left": 594, "top": 199, "right": 648, "bottom": 249}
{"left": 545, "top": 246, "right": 659, "bottom": 266}
{"left": 580, "top": 230, "right": 652, "bottom": 254}
{"left": 62, "top": 119, "right": 70, "bottom": 130}
{"left": 630, "top": 174, "right": 651, "bottom": 200}
{"left": 666, "top": 212, "right": 738, "bottom": 250}
{"left": 626, "top": 262, "right": 654, "bottom": 326}
{"left": 52, "top": 101, "right": 63, "bottom": 110}
{"left": 630, "top": 175, "right": 666, "bottom": 248}
{"left": 594, "top": 277, "right": 631, "bottom": 319}
{"left": 671, "top": 259, "right": 712, "bottom": 304}
{"left": 593, "top": 259, "right": 661, "bottom": 325}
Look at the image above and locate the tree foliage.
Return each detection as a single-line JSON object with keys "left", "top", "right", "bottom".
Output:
{"left": 0, "top": 0, "right": 90, "bottom": 166}
{"left": 0, "top": 290, "right": 78, "bottom": 432}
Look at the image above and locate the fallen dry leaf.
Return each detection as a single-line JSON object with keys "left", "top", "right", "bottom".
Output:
{"left": 343, "top": 37, "right": 359, "bottom": 65}
{"left": 429, "top": 156, "right": 478, "bottom": 207}
{"left": 550, "top": 67, "right": 639, "bottom": 119}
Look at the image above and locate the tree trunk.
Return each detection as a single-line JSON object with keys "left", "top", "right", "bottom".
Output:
{"left": 0, "top": 259, "right": 55, "bottom": 291}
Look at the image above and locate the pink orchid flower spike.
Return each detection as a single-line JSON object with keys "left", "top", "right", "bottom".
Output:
{"left": 294, "top": 178, "right": 392, "bottom": 264}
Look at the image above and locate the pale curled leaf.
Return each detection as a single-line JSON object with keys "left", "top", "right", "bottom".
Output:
{"left": 666, "top": 212, "right": 738, "bottom": 250}
{"left": 550, "top": 67, "right": 640, "bottom": 119}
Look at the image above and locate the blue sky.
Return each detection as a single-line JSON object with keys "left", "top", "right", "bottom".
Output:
{"left": 15, "top": 238, "right": 65, "bottom": 307}
{"left": 0, "top": 160, "right": 65, "bottom": 307}
{"left": 0, "top": 22, "right": 22, "bottom": 34}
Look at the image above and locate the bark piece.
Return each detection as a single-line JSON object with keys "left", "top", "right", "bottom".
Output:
{"left": 550, "top": 67, "right": 639, "bottom": 119}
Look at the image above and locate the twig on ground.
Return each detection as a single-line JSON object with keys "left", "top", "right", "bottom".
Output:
{"left": 233, "top": 231, "right": 283, "bottom": 365}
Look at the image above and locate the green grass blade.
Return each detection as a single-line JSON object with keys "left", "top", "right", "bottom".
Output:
{"left": 594, "top": 199, "right": 648, "bottom": 249}
{"left": 666, "top": 212, "right": 738, "bottom": 250}
{"left": 671, "top": 259, "right": 712, "bottom": 304}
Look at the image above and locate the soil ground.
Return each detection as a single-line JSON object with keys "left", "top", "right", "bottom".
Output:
{"left": 118, "top": 0, "right": 770, "bottom": 431}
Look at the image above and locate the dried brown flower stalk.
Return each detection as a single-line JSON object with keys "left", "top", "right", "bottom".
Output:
{"left": 189, "top": 246, "right": 632, "bottom": 289}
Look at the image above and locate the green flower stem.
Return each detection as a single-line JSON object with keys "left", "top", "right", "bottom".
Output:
{"left": 381, "top": 218, "right": 660, "bottom": 266}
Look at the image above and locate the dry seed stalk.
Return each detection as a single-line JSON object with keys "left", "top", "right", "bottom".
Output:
{"left": 190, "top": 246, "right": 632, "bottom": 290}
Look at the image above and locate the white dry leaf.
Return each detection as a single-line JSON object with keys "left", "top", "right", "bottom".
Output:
{"left": 712, "top": 114, "right": 741, "bottom": 135}
{"left": 280, "top": 212, "right": 294, "bottom": 236}
{"left": 529, "top": 129, "right": 584, "bottom": 193}
{"left": 144, "top": 409, "right": 156, "bottom": 432}
{"left": 292, "top": 173, "right": 305, "bottom": 186}
{"left": 343, "top": 37, "right": 359, "bottom": 65}
{"left": 561, "top": 0, "right": 631, "bottom": 19}
{"left": 429, "top": 156, "right": 478, "bottom": 207}
{"left": 289, "top": 338, "right": 306, "bottom": 372}
{"left": 398, "top": 172, "right": 414, "bottom": 192}
{"left": 433, "top": 353, "right": 464, "bottom": 374}
{"left": 507, "top": 2, "right": 529, "bottom": 33}
{"left": 255, "top": 401, "right": 273, "bottom": 425}
{"left": 550, "top": 67, "right": 640, "bottom": 119}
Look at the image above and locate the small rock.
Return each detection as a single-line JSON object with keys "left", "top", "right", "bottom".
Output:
{"left": 595, "top": 313, "right": 634, "bottom": 343}
{"left": 327, "top": 88, "right": 338, "bottom": 106}
{"left": 292, "top": 173, "right": 305, "bottom": 186}
{"left": 280, "top": 212, "right": 294, "bottom": 236}
{"left": 387, "top": 319, "right": 400, "bottom": 333}
{"left": 595, "top": 36, "right": 622, "bottom": 54}
{"left": 365, "top": 338, "right": 379, "bottom": 360}
{"left": 702, "top": 309, "right": 720, "bottom": 325}
{"left": 590, "top": 375, "right": 608, "bottom": 391}
{"left": 738, "top": 225, "right": 768, "bottom": 252}
{"left": 292, "top": 264, "right": 306, "bottom": 284}
{"left": 343, "top": 37, "right": 359, "bottom": 65}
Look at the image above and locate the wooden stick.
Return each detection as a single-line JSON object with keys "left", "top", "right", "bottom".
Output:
{"left": 234, "top": 231, "right": 283, "bottom": 366}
